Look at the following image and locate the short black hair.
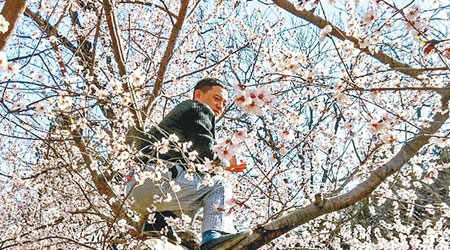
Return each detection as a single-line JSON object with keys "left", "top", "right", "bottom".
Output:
{"left": 193, "top": 78, "right": 227, "bottom": 98}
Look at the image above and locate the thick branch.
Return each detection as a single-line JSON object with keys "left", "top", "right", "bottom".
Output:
{"left": 273, "top": 0, "right": 433, "bottom": 80}
{"left": 70, "top": 127, "right": 140, "bottom": 232}
{"left": 103, "top": 0, "right": 127, "bottom": 77}
{"left": 0, "top": 0, "right": 27, "bottom": 51}
{"left": 233, "top": 94, "right": 449, "bottom": 249}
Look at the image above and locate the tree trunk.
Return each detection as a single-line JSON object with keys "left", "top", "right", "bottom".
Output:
{"left": 0, "top": 0, "right": 27, "bottom": 51}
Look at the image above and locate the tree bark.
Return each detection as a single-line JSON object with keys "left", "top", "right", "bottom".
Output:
{"left": 0, "top": 0, "right": 28, "bottom": 51}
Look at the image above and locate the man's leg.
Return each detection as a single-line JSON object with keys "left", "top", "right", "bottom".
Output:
{"left": 126, "top": 169, "right": 182, "bottom": 243}
{"left": 171, "top": 171, "right": 249, "bottom": 249}
{"left": 128, "top": 166, "right": 248, "bottom": 248}
{"left": 196, "top": 175, "right": 251, "bottom": 250}
{"left": 200, "top": 175, "right": 235, "bottom": 234}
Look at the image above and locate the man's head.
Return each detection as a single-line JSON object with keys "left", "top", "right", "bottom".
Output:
{"left": 193, "top": 78, "right": 228, "bottom": 118}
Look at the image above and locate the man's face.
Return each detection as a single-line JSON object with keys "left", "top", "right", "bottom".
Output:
{"left": 194, "top": 86, "right": 228, "bottom": 118}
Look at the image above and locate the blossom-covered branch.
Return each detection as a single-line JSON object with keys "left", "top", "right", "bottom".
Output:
{"left": 273, "top": 0, "right": 442, "bottom": 80}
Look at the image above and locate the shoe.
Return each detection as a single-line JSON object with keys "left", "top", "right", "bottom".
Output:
{"left": 200, "top": 229, "right": 251, "bottom": 250}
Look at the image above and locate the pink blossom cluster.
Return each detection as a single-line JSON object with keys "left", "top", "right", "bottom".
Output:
{"left": 403, "top": 5, "right": 430, "bottom": 37}
{"left": 367, "top": 114, "right": 401, "bottom": 144}
{"left": 234, "top": 86, "right": 275, "bottom": 116}
{"left": 213, "top": 128, "right": 248, "bottom": 164}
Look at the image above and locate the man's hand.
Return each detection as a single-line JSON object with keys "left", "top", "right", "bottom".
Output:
{"left": 226, "top": 155, "right": 247, "bottom": 173}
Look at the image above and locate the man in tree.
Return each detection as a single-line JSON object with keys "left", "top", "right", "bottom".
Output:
{"left": 126, "top": 78, "right": 250, "bottom": 250}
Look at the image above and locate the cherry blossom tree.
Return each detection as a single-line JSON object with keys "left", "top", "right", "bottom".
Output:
{"left": 0, "top": 0, "right": 449, "bottom": 249}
